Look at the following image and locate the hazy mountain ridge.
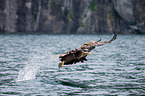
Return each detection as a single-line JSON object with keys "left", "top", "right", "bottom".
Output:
{"left": 0, "top": 0, "right": 145, "bottom": 34}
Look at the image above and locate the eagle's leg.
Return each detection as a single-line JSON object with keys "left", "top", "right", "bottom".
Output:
{"left": 59, "top": 61, "right": 64, "bottom": 68}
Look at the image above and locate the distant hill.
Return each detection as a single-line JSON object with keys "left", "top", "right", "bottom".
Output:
{"left": 0, "top": 0, "right": 145, "bottom": 34}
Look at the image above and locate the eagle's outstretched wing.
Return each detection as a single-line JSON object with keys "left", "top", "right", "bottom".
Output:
{"left": 78, "top": 32, "right": 117, "bottom": 52}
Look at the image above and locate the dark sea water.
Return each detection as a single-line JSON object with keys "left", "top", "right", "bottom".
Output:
{"left": 0, "top": 34, "right": 145, "bottom": 95}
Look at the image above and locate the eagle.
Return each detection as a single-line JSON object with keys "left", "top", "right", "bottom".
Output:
{"left": 58, "top": 32, "right": 117, "bottom": 68}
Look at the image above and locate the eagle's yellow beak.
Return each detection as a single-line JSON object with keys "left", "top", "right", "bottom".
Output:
{"left": 59, "top": 61, "right": 64, "bottom": 68}
{"left": 88, "top": 52, "right": 92, "bottom": 55}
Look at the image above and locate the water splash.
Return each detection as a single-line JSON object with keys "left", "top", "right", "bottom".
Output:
{"left": 16, "top": 65, "right": 39, "bottom": 82}
{"left": 16, "top": 53, "right": 43, "bottom": 82}
{"left": 16, "top": 48, "right": 57, "bottom": 82}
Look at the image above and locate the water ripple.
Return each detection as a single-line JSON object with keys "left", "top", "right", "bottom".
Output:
{"left": 0, "top": 35, "right": 145, "bottom": 95}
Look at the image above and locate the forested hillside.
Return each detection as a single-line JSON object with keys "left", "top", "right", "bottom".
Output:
{"left": 0, "top": 0, "right": 145, "bottom": 34}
